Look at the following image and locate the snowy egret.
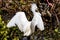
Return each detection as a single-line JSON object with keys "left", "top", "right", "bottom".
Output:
{"left": 7, "top": 3, "right": 44, "bottom": 36}
{"left": 7, "top": 12, "right": 31, "bottom": 36}
{"left": 30, "top": 3, "right": 44, "bottom": 33}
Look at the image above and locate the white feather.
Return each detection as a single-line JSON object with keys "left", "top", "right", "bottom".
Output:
{"left": 7, "top": 12, "right": 31, "bottom": 36}
{"left": 31, "top": 3, "right": 44, "bottom": 33}
{"left": 7, "top": 3, "right": 44, "bottom": 36}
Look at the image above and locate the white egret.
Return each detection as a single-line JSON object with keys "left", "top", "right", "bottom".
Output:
{"left": 7, "top": 12, "right": 31, "bottom": 36}
{"left": 7, "top": 3, "right": 44, "bottom": 36}
{"left": 30, "top": 3, "right": 44, "bottom": 33}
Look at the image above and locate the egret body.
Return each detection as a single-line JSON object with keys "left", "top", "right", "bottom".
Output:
{"left": 7, "top": 3, "right": 44, "bottom": 36}
{"left": 31, "top": 3, "right": 44, "bottom": 33}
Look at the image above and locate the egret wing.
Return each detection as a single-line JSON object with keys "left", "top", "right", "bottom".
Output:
{"left": 37, "top": 14, "right": 44, "bottom": 31}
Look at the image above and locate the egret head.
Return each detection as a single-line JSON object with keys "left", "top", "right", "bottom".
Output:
{"left": 31, "top": 3, "right": 38, "bottom": 12}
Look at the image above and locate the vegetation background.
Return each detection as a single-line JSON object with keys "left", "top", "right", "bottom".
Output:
{"left": 0, "top": 0, "right": 60, "bottom": 40}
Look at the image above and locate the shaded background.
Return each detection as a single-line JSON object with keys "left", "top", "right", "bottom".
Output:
{"left": 0, "top": 0, "right": 60, "bottom": 40}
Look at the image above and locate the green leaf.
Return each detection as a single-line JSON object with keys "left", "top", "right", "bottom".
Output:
{"left": 3, "top": 37, "right": 7, "bottom": 40}
{"left": 55, "top": 28, "right": 58, "bottom": 32}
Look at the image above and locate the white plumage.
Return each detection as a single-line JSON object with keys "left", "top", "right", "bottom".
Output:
{"left": 7, "top": 12, "right": 31, "bottom": 36}
{"left": 30, "top": 3, "right": 44, "bottom": 33}
{"left": 7, "top": 3, "right": 44, "bottom": 36}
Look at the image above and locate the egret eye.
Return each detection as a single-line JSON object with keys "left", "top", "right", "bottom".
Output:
{"left": 35, "top": 9, "right": 39, "bottom": 12}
